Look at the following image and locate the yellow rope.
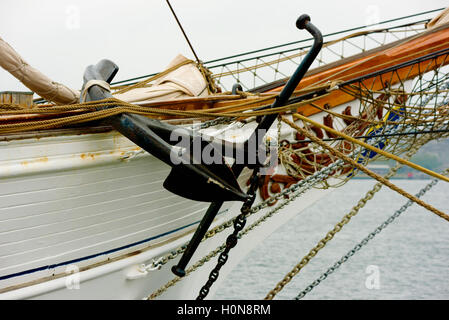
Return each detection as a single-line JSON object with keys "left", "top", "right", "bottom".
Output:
{"left": 282, "top": 116, "right": 449, "bottom": 221}
{"left": 291, "top": 113, "right": 449, "bottom": 183}
{"left": 112, "top": 59, "right": 195, "bottom": 94}
{"left": 0, "top": 94, "right": 329, "bottom": 134}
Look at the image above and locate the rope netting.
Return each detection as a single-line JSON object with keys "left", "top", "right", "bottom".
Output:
{"left": 272, "top": 49, "right": 449, "bottom": 190}
{"left": 210, "top": 22, "right": 428, "bottom": 91}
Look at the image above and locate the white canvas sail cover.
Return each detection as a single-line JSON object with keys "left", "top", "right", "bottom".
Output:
{"left": 427, "top": 7, "right": 449, "bottom": 29}
{"left": 0, "top": 36, "right": 80, "bottom": 105}
{"left": 113, "top": 54, "right": 209, "bottom": 103}
{"left": 0, "top": 35, "right": 208, "bottom": 106}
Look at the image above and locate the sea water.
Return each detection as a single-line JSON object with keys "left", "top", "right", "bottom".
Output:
{"left": 213, "top": 179, "right": 449, "bottom": 300}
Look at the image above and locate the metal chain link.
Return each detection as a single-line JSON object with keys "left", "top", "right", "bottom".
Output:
{"left": 193, "top": 116, "right": 237, "bottom": 130}
{"left": 294, "top": 168, "right": 448, "bottom": 300}
{"left": 251, "top": 158, "right": 346, "bottom": 214}
{"left": 196, "top": 169, "right": 260, "bottom": 300}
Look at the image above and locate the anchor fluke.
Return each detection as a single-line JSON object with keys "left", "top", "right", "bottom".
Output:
{"left": 163, "top": 162, "right": 247, "bottom": 202}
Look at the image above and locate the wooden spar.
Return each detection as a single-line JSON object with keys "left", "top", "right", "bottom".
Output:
{"left": 265, "top": 23, "right": 449, "bottom": 110}
{"left": 269, "top": 23, "right": 449, "bottom": 92}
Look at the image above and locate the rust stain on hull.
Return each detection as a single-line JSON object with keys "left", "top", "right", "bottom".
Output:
{"left": 20, "top": 157, "right": 48, "bottom": 166}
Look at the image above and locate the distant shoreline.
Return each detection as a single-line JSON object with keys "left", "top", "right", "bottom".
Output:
{"left": 352, "top": 177, "right": 433, "bottom": 180}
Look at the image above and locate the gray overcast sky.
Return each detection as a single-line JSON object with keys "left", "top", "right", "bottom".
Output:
{"left": 1, "top": 0, "right": 447, "bottom": 92}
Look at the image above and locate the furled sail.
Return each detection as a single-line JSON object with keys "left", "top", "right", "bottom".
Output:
{"left": 0, "top": 36, "right": 80, "bottom": 105}
{"left": 112, "top": 54, "right": 209, "bottom": 103}
{"left": 0, "top": 35, "right": 208, "bottom": 105}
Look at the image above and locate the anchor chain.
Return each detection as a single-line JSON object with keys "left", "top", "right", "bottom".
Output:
{"left": 144, "top": 158, "right": 346, "bottom": 282}
{"left": 294, "top": 169, "right": 448, "bottom": 300}
{"left": 194, "top": 116, "right": 237, "bottom": 130}
{"left": 196, "top": 169, "right": 260, "bottom": 300}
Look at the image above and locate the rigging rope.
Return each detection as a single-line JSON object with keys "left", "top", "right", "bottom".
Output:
{"left": 112, "top": 59, "right": 194, "bottom": 94}
{"left": 0, "top": 92, "right": 331, "bottom": 134}
{"left": 282, "top": 115, "right": 449, "bottom": 221}
{"left": 290, "top": 113, "right": 449, "bottom": 183}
